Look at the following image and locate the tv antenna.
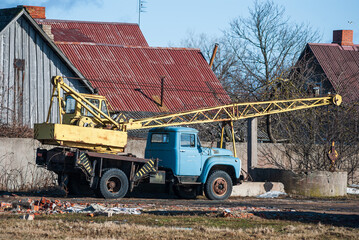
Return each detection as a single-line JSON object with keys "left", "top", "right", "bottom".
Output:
{"left": 138, "top": 0, "right": 147, "bottom": 27}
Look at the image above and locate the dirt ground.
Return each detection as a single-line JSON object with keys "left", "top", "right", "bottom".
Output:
{"left": 1, "top": 190, "right": 359, "bottom": 239}
{"left": 1, "top": 189, "right": 358, "bottom": 228}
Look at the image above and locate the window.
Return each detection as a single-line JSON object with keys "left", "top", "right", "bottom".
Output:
{"left": 100, "top": 101, "right": 109, "bottom": 118}
{"left": 81, "top": 98, "right": 99, "bottom": 117}
{"left": 65, "top": 96, "right": 76, "bottom": 114}
{"left": 181, "top": 133, "right": 195, "bottom": 148}
{"left": 151, "top": 133, "right": 169, "bottom": 143}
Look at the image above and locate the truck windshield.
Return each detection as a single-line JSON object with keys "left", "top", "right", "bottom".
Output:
{"left": 197, "top": 136, "right": 202, "bottom": 148}
{"left": 81, "top": 99, "right": 99, "bottom": 117}
{"left": 151, "top": 133, "right": 169, "bottom": 143}
{"left": 65, "top": 96, "right": 76, "bottom": 114}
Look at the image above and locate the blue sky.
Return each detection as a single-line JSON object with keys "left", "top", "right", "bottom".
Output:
{"left": 1, "top": 0, "right": 358, "bottom": 47}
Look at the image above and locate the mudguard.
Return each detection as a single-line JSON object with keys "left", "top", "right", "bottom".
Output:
{"left": 198, "top": 156, "right": 241, "bottom": 183}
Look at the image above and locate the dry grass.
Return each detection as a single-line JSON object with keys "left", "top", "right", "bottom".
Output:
{"left": 0, "top": 214, "right": 357, "bottom": 240}
{"left": 0, "top": 124, "right": 33, "bottom": 138}
{"left": 0, "top": 153, "right": 57, "bottom": 191}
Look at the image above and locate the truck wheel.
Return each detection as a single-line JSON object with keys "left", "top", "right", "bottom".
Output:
{"left": 173, "top": 185, "right": 197, "bottom": 199}
{"left": 99, "top": 169, "right": 129, "bottom": 199}
{"left": 204, "top": 170, "right": 232, "bottom": 200}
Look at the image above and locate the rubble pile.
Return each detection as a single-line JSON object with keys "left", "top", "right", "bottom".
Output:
{"left": 1, "top": 194, "right": 357, "bottom": 227}
{"left": 0, "top": 194, "right": 284, "bottom": 220}
{"left": 0, "top": 195, "right": 142, "bottom": 219}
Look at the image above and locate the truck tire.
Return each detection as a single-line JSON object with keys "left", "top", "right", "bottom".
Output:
{"left": 173, "top": 185, "right": 197, "bottom": 199}
{"left": 204, "top": 170, "right": 232, "bottom": 200}
{"left": 98, "top": 169, "right": 129, "bottom": 199}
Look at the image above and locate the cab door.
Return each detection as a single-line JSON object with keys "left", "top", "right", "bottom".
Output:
{"left": 179, "top": 133, "right": 201, "bottom": 176}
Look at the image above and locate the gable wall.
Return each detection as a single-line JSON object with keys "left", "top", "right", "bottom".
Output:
{"left": 0, "top": 15, "right": 90, "bottom": 126}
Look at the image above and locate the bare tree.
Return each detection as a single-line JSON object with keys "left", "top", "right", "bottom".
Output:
{"left": 180, "top": 2, "right": 359, "bottom": 182}
{"left": 181, "top": 31, "right": 239, "bottom": 98}
{"left": 226, "top": 0, "right": 320, "bottom": 97}
{"left": 223, "top": 0, "right": 320, "bottom": 142}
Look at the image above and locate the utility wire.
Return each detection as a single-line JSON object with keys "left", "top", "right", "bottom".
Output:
{"left": 64, "top": 76, "right": 229, "bottom": 95}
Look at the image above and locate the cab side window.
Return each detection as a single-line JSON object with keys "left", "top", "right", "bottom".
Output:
{"left": 65, "top": 96, "right": 76, "bottom": 114}
{"left": 181, "top": 133, "right": 195, "bottom": 148}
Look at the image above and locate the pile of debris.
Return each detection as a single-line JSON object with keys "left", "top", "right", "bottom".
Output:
{"left": 0, "top": 195, "right": 141, "bottom": 220}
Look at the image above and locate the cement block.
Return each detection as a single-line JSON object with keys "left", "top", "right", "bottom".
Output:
{"left": 282, "top": 171, "right": 347, "bottom": 197}
{"left": 231, "top": 182, "right": 285, "bottom": 197}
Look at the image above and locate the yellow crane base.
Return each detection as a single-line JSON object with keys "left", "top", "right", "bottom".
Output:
{"left": 34, "top": 123, "right": 127, "bottom": 154}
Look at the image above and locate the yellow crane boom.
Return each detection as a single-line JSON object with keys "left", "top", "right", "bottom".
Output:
{"left": 34, "top": 76, "right": 342, "bottom": 155}
{"left": 124, "top": 95, "right": 342, "bottom": 130}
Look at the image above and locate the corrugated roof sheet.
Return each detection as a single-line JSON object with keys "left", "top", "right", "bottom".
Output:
{"left": 35, "top": 18, "right": 148, "bottom": 46}
{"left": 57, "top": 43, "right": 231, "bottom": 112}
{"left": 308, "top": 43, "right": 359, "bottom": 103}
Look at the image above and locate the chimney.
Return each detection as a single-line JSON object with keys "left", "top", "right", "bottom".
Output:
{"left": 332, "top": 30, "right": 353, "bottom": 46}
{"left": 39, "top": 24, "right": 54, "bottom": 41}
{"left": 19, "top": 5, "right": 46, "bottom": 19}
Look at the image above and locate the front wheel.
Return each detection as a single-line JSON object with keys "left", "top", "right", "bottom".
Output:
{"left": 204, "top": 170, "right": 232, "bottom": 200}
{"left": 98, "top": 169, "right": 129, "bottom": 199}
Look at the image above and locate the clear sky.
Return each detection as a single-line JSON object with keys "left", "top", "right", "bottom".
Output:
{"left": 1, "top": 0, "right": 359, "bottom": 47}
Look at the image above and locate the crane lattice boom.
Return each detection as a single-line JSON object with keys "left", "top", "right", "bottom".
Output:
{"left": 124, "top": 95, "right": 342, "bottom": 130}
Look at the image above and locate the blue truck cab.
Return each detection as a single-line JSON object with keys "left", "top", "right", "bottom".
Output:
{"left": 145, "top": 127, "right": 241, "bottom": 200}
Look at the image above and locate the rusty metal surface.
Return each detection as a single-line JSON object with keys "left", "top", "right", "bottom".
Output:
{"left": 212, "top": 177, "right": 227, "bottom": 196}
{"left": 35, "top": 18, "right": 149, "bottom": 46}
{"left": 328, "top": 141, "right": 339, "bottom": 172}
{"left": 34, "top": 17, "right": 231, "bottom": 114}
{"left": 86, "top": 151, "right": 149, "bottom": 163}
{"left": 56, "top": 43, "right": 231, "bottom": 113}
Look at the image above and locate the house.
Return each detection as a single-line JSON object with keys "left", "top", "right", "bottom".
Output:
{"left": 0, "top": 5, "right": 231, "bottom": 128}
{"left": 31, "top": 6, "right": 231, "bottom": 115}
{"left": 297, "top": 30, "right": 359, "bottom": 103}
{"left": 0, "top": 6, "right": 93, "bottom": 126}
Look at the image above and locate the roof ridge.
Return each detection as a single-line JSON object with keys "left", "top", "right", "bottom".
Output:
{"left": 55, "top": 41, "right": 201, "bottom": 51}
{"left": 309, "top": 42, "right": 359, "bottom": 47}
{"left": 35, "top": 18, "right": 139, "bottom": 26}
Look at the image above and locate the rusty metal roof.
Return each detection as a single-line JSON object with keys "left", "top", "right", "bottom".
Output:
{"left": 57, "top": 42, "right": 231, "bottom": 112}
{"left": 308, "top": 43, "right": 359, "bottom": 103}
{"left": 36, "top": 18, "right": 231, "bottom": 112}
{"left": 35, "top": 18, "right": 148, "bottom": 46}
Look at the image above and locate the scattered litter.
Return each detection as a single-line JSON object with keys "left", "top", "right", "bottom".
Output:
{"left": 347, "top": 187, "right": 359, "bottom": 195}
{"left": 257, "top": 191, "right": 287, "bottom": 198}
{"left": 349, "top": 184, "right": 359, "bottom": 188}
{"left": 0, "top": 202, "right": 12, "bottom": 209}
{"left": 0, "top": 197, "right": 141, "bottom": 217}
{"left": 21, "top": 214, "right": 34, "bottom": 220}
{"left": 65, "top": 204, "right": 141, "bottom": 215}
{"left": 221, "top": 209, "right": 233, "bottom": 217}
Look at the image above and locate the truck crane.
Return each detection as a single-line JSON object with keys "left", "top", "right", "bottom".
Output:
{"left": 35, "top": 76, "right": 342, "bottom": 200}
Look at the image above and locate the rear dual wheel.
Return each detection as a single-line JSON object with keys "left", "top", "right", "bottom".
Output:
{"left": 97, "top": 169, "right": 129, "bottom": 199}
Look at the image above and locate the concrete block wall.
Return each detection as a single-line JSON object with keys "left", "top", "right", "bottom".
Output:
{"left": 0, "top": 138, "right": 55, "bottom": 191}
{"left": 0, "top": 137, "right": 357, "bottom": 191}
